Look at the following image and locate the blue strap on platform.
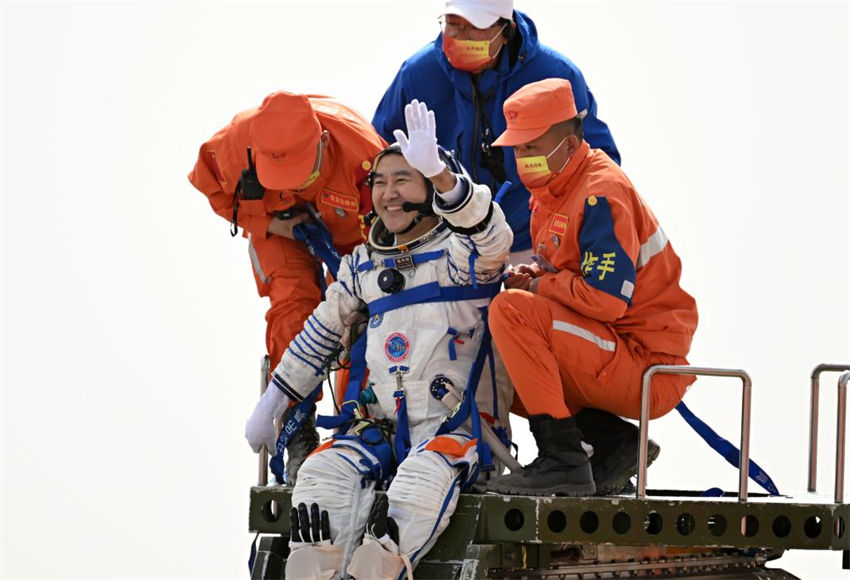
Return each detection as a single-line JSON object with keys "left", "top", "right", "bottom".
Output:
{"left": 269, "top": 383, "right": 322, "bottom": 483}
{"left": 248, "top": 532, "right": 260, "bottom": 574}
{"left": 675, "top": 401, "right": 780, "bottom": 496}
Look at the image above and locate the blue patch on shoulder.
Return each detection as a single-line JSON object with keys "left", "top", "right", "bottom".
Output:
{"left": 577, "top": 196, "right": 636, "bottom": 304}
{"left": 369, "top": 313, "right": 383, "bottom": 328}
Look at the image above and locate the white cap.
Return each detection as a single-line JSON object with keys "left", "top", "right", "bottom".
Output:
{"left": 443, "top": 0, "right": 514, "bottom": 29}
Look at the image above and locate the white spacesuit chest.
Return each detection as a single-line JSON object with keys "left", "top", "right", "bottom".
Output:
{"left": 360, "top": 237, "right": 450, "bottom": 381}
{"left": 352, "top": 232, "right": 488, "bottom": 435}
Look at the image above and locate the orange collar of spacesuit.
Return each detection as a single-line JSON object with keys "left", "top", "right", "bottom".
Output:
{"left": 527, "top": 140, "right": 591, "bottom": 206}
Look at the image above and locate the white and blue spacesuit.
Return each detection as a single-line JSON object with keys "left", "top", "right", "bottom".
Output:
{"left": 246, "top": 101, "right": 515, "bottom": 579}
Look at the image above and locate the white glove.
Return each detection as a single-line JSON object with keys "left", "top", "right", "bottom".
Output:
{"left": 245, "top": 384, "right": 291, "bottom": 453}
{"left": 392, "top": 99, "right": 446, "bottom": 178}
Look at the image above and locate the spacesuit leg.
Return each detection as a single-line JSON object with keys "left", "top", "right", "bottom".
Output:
{"left": 287, "top": 440, "right": 377, "bottom": 579}
{"left": 347, "top": 435, "right": 477, "bottom": 578}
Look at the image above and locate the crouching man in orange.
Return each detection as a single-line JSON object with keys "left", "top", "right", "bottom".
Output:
{"left": 189, "top": 91, "right": 386, "bottom": 483}
{"left": 486, "top": 79, "right": 698, "bottom": 496}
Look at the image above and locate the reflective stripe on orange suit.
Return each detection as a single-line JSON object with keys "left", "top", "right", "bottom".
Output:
{"left": 490, "top": 141, "right": 698, "bottom": 420}
{"left": 188, "top": 96, "right": 387, "bottom": 367}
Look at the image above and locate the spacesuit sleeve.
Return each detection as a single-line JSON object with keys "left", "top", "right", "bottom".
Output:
{"left": 269, "top": 251, "right": 366, "bottom": 402}
{"left": 535, "top": 195, "right": 639, "bottom": 322}
{"left": 434, "top": 175, "right": 513, "bottom": 286}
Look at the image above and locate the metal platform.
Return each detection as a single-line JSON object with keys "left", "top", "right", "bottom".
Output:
{"left": 248, "top": 363, "right": 850, "bottom": 578}
{"left": 249, "top": 485, "right": 849, "bottom": 578}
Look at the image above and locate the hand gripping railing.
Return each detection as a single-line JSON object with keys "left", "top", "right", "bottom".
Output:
{"left": 807, "top": 363, "right": 850, "bottom": 502}
{"left": 637, "top": 365, "right": 752, "bottom": 501}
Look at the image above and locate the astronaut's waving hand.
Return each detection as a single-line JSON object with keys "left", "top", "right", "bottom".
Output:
{"left": 393, "top": 99, "right": 446, "bottom": 179}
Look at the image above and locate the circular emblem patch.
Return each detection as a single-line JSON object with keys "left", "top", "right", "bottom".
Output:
{"left": 384, "top": 332, "right": 410, "bottom": 362}
{"left": 369, "top": 313, "right": 384, "bottom": 328}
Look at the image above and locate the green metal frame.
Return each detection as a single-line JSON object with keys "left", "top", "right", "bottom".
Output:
{"left": 248, "top": 363, "right": 850, "bottom": 577}
{"left": 249, "top": 486, "right": 849, "bottom": 577}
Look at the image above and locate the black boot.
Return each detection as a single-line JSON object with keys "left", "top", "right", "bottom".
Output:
{"left": 574, "top": 408, "right": 660, "bottom": 495}
{"left": 283, "top": 408, "right": 320, "bottom": 486}
{"left": 487, "top": 415, "right": 596, "bottom": 496}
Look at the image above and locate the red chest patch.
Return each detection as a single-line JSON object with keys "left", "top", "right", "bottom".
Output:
{"left": 320, "top": 189, "right": 359, "bottom": 212}
{"left": 549, "top": 213, "right": 568, "bottom": 236}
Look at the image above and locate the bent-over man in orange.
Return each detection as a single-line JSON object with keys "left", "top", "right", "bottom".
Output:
{"left": 486, "top": 79, "right": 698, "bottom": 496}
{"left": 188, "top": 91, "right": 387, "bottom": 483}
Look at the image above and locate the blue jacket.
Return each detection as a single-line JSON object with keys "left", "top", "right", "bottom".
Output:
{"left": 373, "top": 10, "right": 620, "bottom": 252}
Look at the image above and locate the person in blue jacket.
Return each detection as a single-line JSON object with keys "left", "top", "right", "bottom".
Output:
{"left": 375, "top": 1, "right": 650, "bottom": 496}
{"left": 373, "top": 0, "right": 620, "bottom": 262}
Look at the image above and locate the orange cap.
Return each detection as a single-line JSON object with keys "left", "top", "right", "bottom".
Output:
{"left": 249, "top": 91, "right": 322, "bottom": 190}
{"left": 493, "top": 78, "right": 582, "bottom": 147}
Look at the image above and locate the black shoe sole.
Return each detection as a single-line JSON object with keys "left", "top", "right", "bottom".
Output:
{"left": 593, "top": 438, "right": 660, "bottom": 496}
{"left": 487, "top": 478, "right": 597, "bottom": 497}
{"left": 487, "top": 470, "right": 596, "bottom": 497}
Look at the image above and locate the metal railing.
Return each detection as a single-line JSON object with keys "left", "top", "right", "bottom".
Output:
{"left": 807, "top": 363, "right": 850, "bottom": 503}
{"left": 837, "top": 372, "right": 848, "bottom": 504}
{"left": 258, "top": 355, "right": 271, "bottom": 486}
{"left": 637, "top": 365, "right": 752, "bottom": 501}
{"left": 808, "top": 363, "right": 850, "bottom": 503}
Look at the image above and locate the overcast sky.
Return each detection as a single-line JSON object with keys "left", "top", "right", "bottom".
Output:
{"left": 2, "top": 1, "right": 848, "bottom": 578}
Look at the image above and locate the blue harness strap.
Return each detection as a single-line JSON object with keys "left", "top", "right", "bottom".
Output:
{"left": 317, "top": 255, "right": 503, "bottom": 472}
{"left": 368, "top": 281, "right": 502, "bottom": 318}
{"left": 675, "top": 401, "right": 781, "bottom": 496}
{"left": 292, "top": 204, "right": 343, "bottom": 280}
{"left": 369, "top": 282, "right": 442, "bottom": 316}
{"left": 316, "top": 330, "right": 369, "bottom": 431}
{"left": 392, "top": 379, "right": 412, "bottom": 461}
{"left": 493, "top": 181, "right": 512, "bottom": 205}
{"left": 435, "top": 304, "right": 498, "bottom": 485}
{"left": 330, "top": 421, "right": 395, "bottom": 485}
{"left": 269, "top": 383, "right": 322, "bottom": 483}
{"left": 437, "top": 328, "right": 490, "bottom": 434}
{"left": 383, "top": 283, "right": 501, "bottom": 474}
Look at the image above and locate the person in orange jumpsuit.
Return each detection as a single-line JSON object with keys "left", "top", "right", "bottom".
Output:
{"left": 188, "top": 91, "right": 387, "bottom": 483}
{"left": 485, "top": 78, "right": 698, "bottom": 496}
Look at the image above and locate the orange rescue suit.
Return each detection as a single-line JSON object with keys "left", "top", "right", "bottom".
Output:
{"left": 188, "top": 97, "right": 387, "bottom": 369}
{"left": 490, "top": 141, "right": 698, "bottom": 420}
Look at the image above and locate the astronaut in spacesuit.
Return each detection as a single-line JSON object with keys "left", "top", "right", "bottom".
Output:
{"left": 245, "top": 99, "right": 514, "bottom": 579}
